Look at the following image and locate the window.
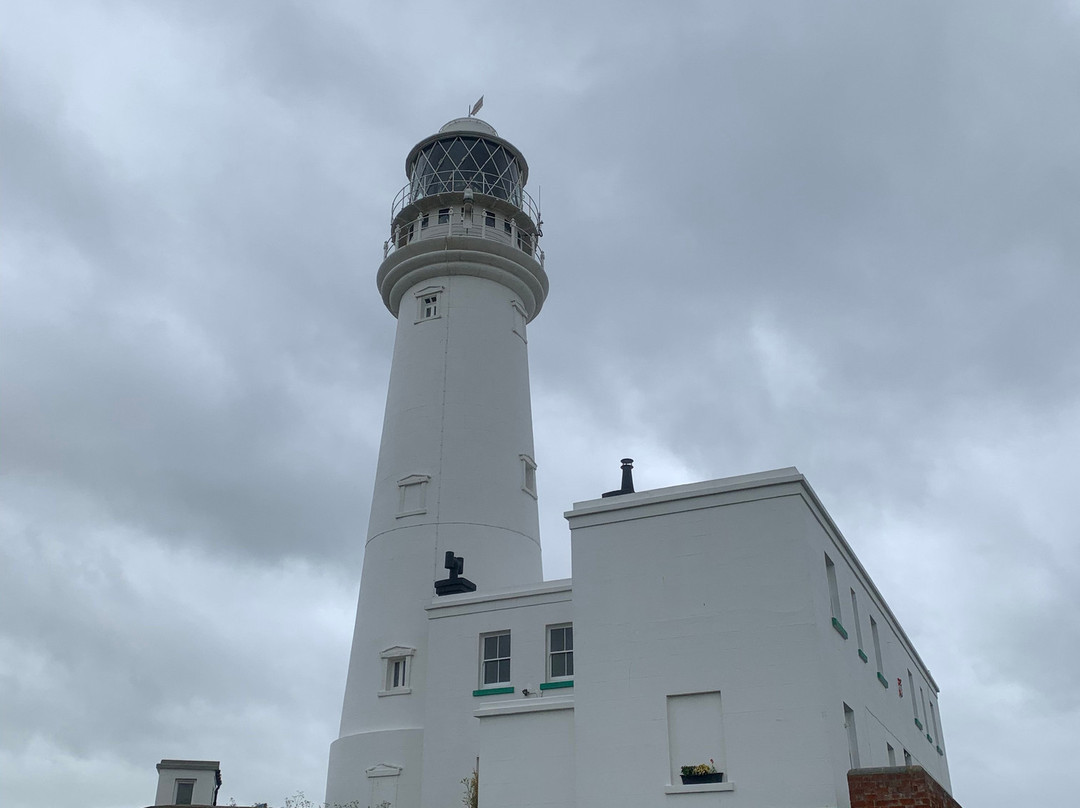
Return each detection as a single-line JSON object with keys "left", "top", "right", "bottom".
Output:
{"left": 380, "top": 646, "right": 416, "bottom": 695}
{"left": 548, "top": 624, "right": 573, "bottom": 680}
{"left": 824, "top": 554, "right": 845, "bottom": 637}
{"left": 844, "top": 703, "right": 860, "bottom": 768}
{"left": 908, "top": 671, "right": 918, "bottom": 720}
{"left": 850, "top": 589, "right": 865, "bottom": 651}
{"left": 929, "top": 700, "right": 940, "bottom": 743}
{"left": 920, "top": 686, "right": 929, "bottom": 737}
{"left": 903, "top": 749, "right": 912, "bottom": 766}
{"left": 520, "top": 454, "right": 537, "bottom": 498}
{"left": 481, "top": 632, "right": 510, "bottom": 685}
{"left": 484, "top": 210, "right": 496, "bottom": 227}
{"left": 503, "top": 217, "right": 513, "bottom": 234}
{"left": 870, "top": 615, "right": 884, "bottom": 673}
{"left": 414, "top": 286, "right": 444, "bottom": 323}
{"left": 174, "top": 780, "right": 195, "bottom": 806}
{"left": 887, "top": 743, "right": 896, "bottom": 766}
{"left": 511, "top": 300, "right": 527, "bottom": 343}
{"left": 517, "top": 230, "right": 532, "bottom": 254}
{"left": 397, "top": 474, "right": 430, "bottom": 517}
{"left": 421, "top": 213, "right": 429, "bottom": 229}
{"left": 438, "top": 207, "right": 450, "bottom": 224}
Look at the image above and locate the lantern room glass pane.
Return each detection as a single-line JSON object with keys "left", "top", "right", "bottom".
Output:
{"left": 411, "top": 136, "right": 523, "bottom": 206}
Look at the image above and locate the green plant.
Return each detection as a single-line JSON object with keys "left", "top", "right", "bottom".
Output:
{"left": 461, "top": 768, "right": 478, "bottom": 808}
{"left": 680, "top": 759, "right": 717, "bottom": 777}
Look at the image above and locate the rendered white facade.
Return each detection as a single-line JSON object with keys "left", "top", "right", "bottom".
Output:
{"left": 153, "top": 759, "right": 220, "bottom": 806}
{"left": 325, "top": 120, "right": 951, "bottom": 808}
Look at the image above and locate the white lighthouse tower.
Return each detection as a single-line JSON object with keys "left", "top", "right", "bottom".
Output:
{"left": 326, "top": 115, "right": 548, "bottom": 807}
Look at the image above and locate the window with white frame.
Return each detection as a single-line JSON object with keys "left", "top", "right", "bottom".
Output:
{"left": 416, "top": 286, "right": 444, "bottom": 322}
{"left": 548, "top": 624, "right": 573, "bottom": 680}
{"left": 380, "top": 646, "right": 416, "bottom": 695}
{"left": 437, "top": 207, "right": 450, "bottom": 224}
{"left": 484, "top": 210, "right": 496, "bottom": 227}
{"left": 481, "top": 631, "right": 511, "bottom": 686}
{"left": 520, "top": 454, "right": 537, "bottom": 498}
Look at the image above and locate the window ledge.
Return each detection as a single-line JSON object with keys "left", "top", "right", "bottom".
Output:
{"left": 473, "top": 686, "right": 515, "bottom": 697}
{"left": 831, "top": 617, "right": 848, "bottom": 639}
{"left": 877, "top": 672, "right": 889, "bottom": 688}
{"left": 858, "top": 649, "right": 868, "bottom": 663}
{"left": 914, "top": 718, "right": 923, "bottom": 731}
{"left": 926, "top": 733, "right": 934, "bottom": 744}
{"left": 377, "top": 688, "right": 411, "bottom": 697}
{"left": 936, "top": 745, "right": 944, "bottom": 756}
{"left": 539, "top": 680, "right": 573, "bottom": 690}
{"left": 665, "top": 782, "right": 735, "bottom": 795}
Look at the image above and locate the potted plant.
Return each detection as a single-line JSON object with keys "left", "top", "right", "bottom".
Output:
{"left": 680, "top": 759, "right": 723, "bottom": 785}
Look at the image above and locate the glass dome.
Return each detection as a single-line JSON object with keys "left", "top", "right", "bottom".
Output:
{"left": 409, "top": 134, "right": 524, "bottom": 207}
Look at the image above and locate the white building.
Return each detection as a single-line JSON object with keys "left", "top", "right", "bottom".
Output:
{"left": 325, "top": 117, "right": 951, "bottom": 808}
{"left": 152, "top": 759, "right": 221, "bottom": 806}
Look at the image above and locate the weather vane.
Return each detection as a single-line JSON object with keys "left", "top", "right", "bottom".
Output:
{"left": 468, "top": 95, "right": 484, "bottom": 117}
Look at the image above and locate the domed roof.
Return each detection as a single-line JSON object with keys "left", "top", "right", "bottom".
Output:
{"left": 438, "top": 117, "right": 499, "bottom": 137}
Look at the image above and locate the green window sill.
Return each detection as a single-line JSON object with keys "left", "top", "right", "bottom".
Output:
{"left": 926, "top": 733, "right": 933, "bottom": 744}
{"left": 936, "top": 746, "right": 944, "bottom": 756}
{"left": 831, "top": 618, "right": 849, "bottom": 639}
{"left": 473, "top": 686, "right": 514, "bottom": 697}
{"left": 539, "top": 680, "right": 574, "bottom": 690}
{"left": 914, "top": 718, "right": 923, "bottom": 731}
{"left": 877, "top": 672, "right": 889, "bottom": 688}
{"left": 858, "top": 649, "right": 868, "bottom": 663}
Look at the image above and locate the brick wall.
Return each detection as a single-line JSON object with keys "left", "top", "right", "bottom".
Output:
{"left": 848, "top": 766, "right": 961, "bottom": 808}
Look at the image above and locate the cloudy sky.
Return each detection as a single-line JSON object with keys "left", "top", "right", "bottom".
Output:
{"left": 2, "top": 1, "right": 1078, "bottom": 806}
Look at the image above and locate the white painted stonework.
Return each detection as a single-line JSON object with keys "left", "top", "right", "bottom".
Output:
{"left": 153, "top": 759, "right": 220, "bottom": 806}
{"left": 325, "top": 120, "right": 952, "bottom": 808}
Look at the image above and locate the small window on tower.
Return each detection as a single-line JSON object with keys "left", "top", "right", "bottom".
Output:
{"left": 421, "top": 213, "right": 429, "bottom": 229}
{"left": 485, "top": 210, "right": 496, "bottom": 227}
{"left": 520, "top": 454, "right": 537, "bottom": 498}
{"left": 503, "top": 217, "right": 513, "bottom": 234}
{"left": 379, "top": 646, "right": 416, "bottom": 696}
{"left": 438, "top": 208, "right": 450, "bottom": 224}
{"left": 414, "top": 286, "right": 444, "bottom": 323}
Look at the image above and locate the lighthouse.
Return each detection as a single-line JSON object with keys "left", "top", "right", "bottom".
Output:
{"left": 326, "top": 116, "right": 548, "bottom": 807}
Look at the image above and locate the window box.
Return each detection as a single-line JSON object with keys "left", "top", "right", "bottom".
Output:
{"left": 926, "top": 733, "right": 933, "bottom": 743}
{"left": 831, "top": 617, "right": 848, "bottom": 639}
{"left": 914, "top": 717, "right": 923, "bottom": 731}
{"left": 877, "top": 672, "right": 889, "bottom": 688}
{"left": 680, "top": 773, "right": 724, "bottom": 785}
{"left": 936, "top": 745, "right": 944, "bottom": 756}
{"left": 473, "top": 686, "right": 515, "bottom": 697}
{"left": 858, "top": 649, "right": 868, "bottom": 663}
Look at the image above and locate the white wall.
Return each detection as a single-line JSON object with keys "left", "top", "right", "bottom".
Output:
{"left": 153, "top": 761, "right": 218, "bottom": 806}
{"left": 422, "top": 581, "right": 573, "bottom": 808}
{"left": 568, "top": 471, "right": 840, "bottom": 808}
{"left": 801, "top": 491, "right": 952, "bottom": 791}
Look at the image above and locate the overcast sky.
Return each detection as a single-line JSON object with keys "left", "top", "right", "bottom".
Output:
{"left": 2, "top": 1, "right": 1078, "bottom": 806}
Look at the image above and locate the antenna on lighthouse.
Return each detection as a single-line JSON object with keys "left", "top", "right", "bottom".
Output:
{"left": 469, "top": 95, "right": 484, "bottom": 117}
